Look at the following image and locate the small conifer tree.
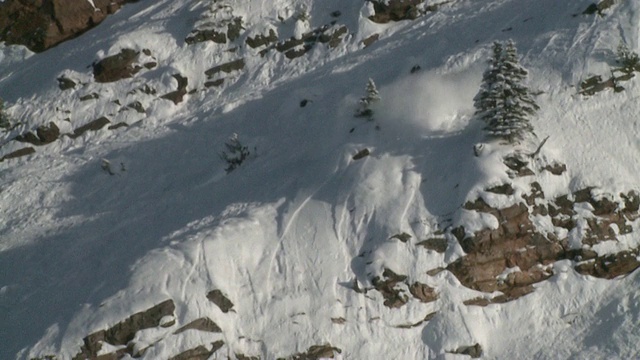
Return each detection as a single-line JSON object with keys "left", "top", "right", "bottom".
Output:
{"left": 616, "top": 42, "right": 640, "bottom": 74}
{"left": 0, "top": 98, "right": 11, "bottom": 130}
{"left": 356, "top": 78, "right": 380, "bottom": 118}
{"left": 220, "top": 133, "right": 250, "bottom": 173}
{"left": 474, "top": 40, "right": 539, "bottom": 143}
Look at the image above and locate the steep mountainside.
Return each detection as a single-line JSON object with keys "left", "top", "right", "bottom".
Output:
{"left": 1, "top": 0, "right": 640, "bottom": 359}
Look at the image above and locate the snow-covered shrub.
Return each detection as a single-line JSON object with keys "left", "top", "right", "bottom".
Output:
{"left": 355, "top": 78, "right": 381, "bottom": 119}
{"left": 473, "top": 40, "right": 539, "bottom": 143}
{"left": 220, "top": 133, "right": 250, "bottom": 173}
{"left": 616, "top": 42, "right": 640, "bottom": 74}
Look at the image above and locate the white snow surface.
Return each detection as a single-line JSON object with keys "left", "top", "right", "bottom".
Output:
{"left": 1, "top": 0, "right": 640, "bottom": 359}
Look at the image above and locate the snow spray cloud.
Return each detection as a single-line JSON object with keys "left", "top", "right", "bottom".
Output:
{"left": 375, "top": 65, "right": 482, "bottom": 134}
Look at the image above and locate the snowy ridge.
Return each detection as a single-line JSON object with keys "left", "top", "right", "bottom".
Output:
{"left": 1, "top": 0, "right": 640, "bottom": 359}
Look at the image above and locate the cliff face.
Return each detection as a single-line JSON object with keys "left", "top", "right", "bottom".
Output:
{"left": 0, "top": 0, "right": 134, "bottom": 52}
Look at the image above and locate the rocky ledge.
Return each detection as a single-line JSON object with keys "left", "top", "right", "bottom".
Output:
{"left": 0, "top": 0, "right": 137, "bottom": 52}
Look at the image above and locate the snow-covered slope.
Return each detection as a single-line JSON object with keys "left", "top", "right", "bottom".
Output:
{"left": 1, "top": 0, "right": 640, "bottom": 359}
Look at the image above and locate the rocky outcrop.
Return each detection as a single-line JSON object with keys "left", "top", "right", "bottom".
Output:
{"left": 246, "top": 29, "right": 278, "bottom": 49}
{"left": 370, "top": 268, "right": 438, "bottom": 308}
{"left": 368, "top": 0, "right": 425, "bottom": 23}
{"left": 160, "top": 74, "right": 189, "bottom": 105}
{"left": 169, "top": 341, "right": 224, "bottom": 360}
{"left": 206, "top": 289, "right": 234, "bottom": 313}
{"left": 280, "top": 344, "right": 342, "bottom": 360}
{"left": 259, "top": 24, "right": 349, "bottom": 59}
{"left": 93, "top": 49, "right": 141, "bottom": 83}
{"left": 448, "top": 160, "right": 640, "bottom": 304}
{"left": 368, "top": 0, "right": 449, "bottom": 24}
{"left": 68, "top": 117, "right": 111, "bottom": 139}
{"left": 0, "top": 147, "right": 35, "bottom": 162}
{"left": 15, "top": 122, "right": 60, "bottom": 145}
{"left": 73, "top": 299, "right": 176, "bottom": 360}
{"left": 0, "top": 0, "right": 135, "bottom": 52}
{"left": 174, "top": 317, "right": 222, "bottom": 334}
{"left": 448, "top": 343, "right": 483, "bottom": 358}
{"left": 583, "top": 0, "right": 616, "bottom": 15}
{"left": 417, "top": 237, "right": 447, "bottom": 253}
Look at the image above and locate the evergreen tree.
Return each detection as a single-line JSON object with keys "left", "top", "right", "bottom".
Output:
{"left": 356, "top": 78, "right": 380, "bottom": 118}
{"left": 474, "top": 40, "right": 539, "bottom": 143}
{"left": 0, "top": 98, "right": 12, "bottom": 130}
{"left": 220, "top": 133, "right": 250, "bottom": 173}
{"left": 616, "top": 41, "right": 640, "bottom": 74}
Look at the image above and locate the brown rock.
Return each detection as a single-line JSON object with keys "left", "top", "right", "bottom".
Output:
{"left": 390, "top": 232, "right": 411, "bottom": 242}
{"left": 417, "top": 238, "right": 447, "bottom": 253}
{"left": 74, "top": 299, "right": 175, "bottom": 359}
{"left": 69, "top": 117, "right": 111, "bottom": 139}
{"left": 205, "top": 79, "right": 225, "bottom": 88}
{"left": 523, "top": 182, "right": 545, "bottom": 206}
{"left": 369, "top": 0, "right": 425, "bottom": 23}
{"left": 0, "top": 147, "right": 35, "bottom": 162}
{"left": 621, "top": 191, "right": 640, "bottom": 213}
{"left": 205, "top": 59, "right": 246, "bottom": 78}
{"left": 206, "top": 290, "right": 234, "bottom": 313}
{"left": 318, "top": 26, "right": 348, "bottom": 48}
{"left": 371, "top": 268, "right": 409, "bottom": 308}
{"left": 15, "top": 122, "right": 60, "bottom": 145}
{"left": 486, "top": 183, "right": 514, "bottom": 195}
{"left": 174, "top": 317, "right": 222, "bottom": 334}
{"left": 160, "top": 74, "right": 189, "bottom": 105}
{"left": 287, "top": 344, "right": 342, "bottom": 360}
{"left": 186, "top": 29, "right": 227, "bottom": 44}
{"left": 409, "top": 282, "right": 438, "bottom": 303}
{"left": 246, "top": 29, "right": 278, "bottom": 48}
{"left": 169, "top": 341, "right": 224, "bottom": 360}
{"left": 450, "top": 343, "right": 483, "bottom": 358}
{"left": 0, "top": 0, "right": 134, "bottom": 52}
{"left": 57, "top": 76, "right": 77, "bottom": 90}
{"left": 543, "top": 163, "right": 567, "bottom": 175}
{"left": 236, "top": 354, "right": 260, "bottom": 360}
{"left": 362, "top": 34, "right": 379, "bottom": 48}
{"left": 352, "top": 148, "right": 370, "bottom": 160}
{"left": 79, "top": 93, "right": 99, "bottom": 101}
{"left": 575, "top": 249, "right": 640, "bottom": 279}
{"left": 93, "top": 49, "right": 141, "bottom": 83}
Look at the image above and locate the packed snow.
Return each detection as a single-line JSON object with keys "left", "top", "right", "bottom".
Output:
{"left": 1, "top": 0, "right": 640, "bottom": 359}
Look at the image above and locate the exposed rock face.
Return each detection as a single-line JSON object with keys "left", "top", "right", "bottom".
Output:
{"left": 169, "top": 341, "right": 224, "bottom": 360}
{"left": 69, "top": 117, "right": 111, "bottom": 138}
{"left": 0, "top": 147, "right": 35, "bottom": 162}
{"left": 370, "top": 268, "right": 438, "bottom": 308}
{"left": 417, "top": 237, "right": 447, "bottom": 253}
{"left": 93, "top": 49, "right": 141, "bottom": 83}
{"left": 449, "top": 343, "right": 483, "bottom": 358}
{"left": 246, "top": 29, "right": 278, "bottom": 49}
{"left": 281, "top": 344, "right": 342, "bottom": 360}
{"left": 15, "top": 122, "right": 60, "bottom": 145}
{"left": 206, "top": 289, "right": 234, "bottom": 313}
{"left": 160, "top": 74, "right": 189, "bottom": 105}
{"left": 73, "top": 299, "right": 176, "bottom": 360}
{"left": 369, "top": 0, "right": 425, "bottom": 23}
{"left": 449, "top": 173, "right": 640, "bottom": 304}
{"left": 174, "top": 317, "right": 222, "bottom": 334}
{"left": 0, "top": 0, "right": 135, "bottom": 52}
{"left": 372, "top": 268, "right": 409, "bottom": 308}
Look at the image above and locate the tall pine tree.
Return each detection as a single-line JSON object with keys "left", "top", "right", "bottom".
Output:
{"left": 474, "top": 40, "right": 539, "bottom": 143}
